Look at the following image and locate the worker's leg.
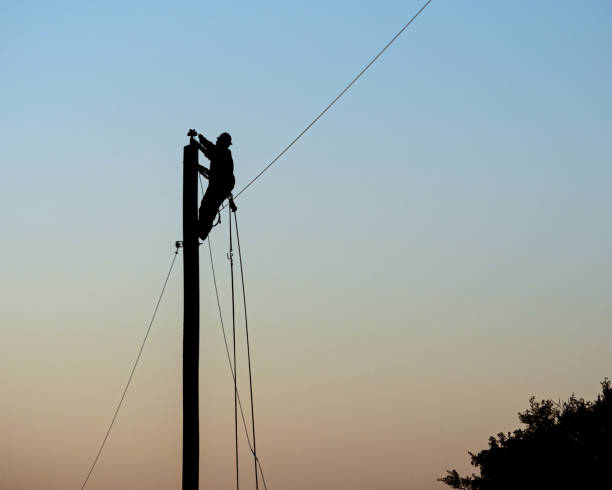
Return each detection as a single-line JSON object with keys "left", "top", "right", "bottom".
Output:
{"left": 198, "top": 189, "right": 218, "bottom": 240}
{"left": 198, "top": 189, "right": 229, "bottom": 240}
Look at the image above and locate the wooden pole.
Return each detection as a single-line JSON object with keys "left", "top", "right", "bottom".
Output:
{"left": 182, "top": 139, "right": 200, "bottom": 490}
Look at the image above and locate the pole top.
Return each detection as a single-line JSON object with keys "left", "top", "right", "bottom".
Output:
{"left": 187, "top": 129, "right": 198, "bottom": 146}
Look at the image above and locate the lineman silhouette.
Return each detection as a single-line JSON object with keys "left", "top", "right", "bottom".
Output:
{"left": 194, "top": 131, "right": 235, "bottom": 240}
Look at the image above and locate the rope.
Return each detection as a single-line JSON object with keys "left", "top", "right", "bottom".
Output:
{"left": 80, "top": 245, "right": 180, "bottom": 489}
{"left": 224, "top": 0, "right": 433, "bottom": 207}
{"left": 229, "top": 208, "right": 240, "bottom": 490}
{"left": 198, "top": 173, "right": 205, "bottom": 195}
{"left": 207, "top": 238, "right": 269, "bottom": 490}
{"left": 233, "top": 211, "right": 259, "bottom": 490}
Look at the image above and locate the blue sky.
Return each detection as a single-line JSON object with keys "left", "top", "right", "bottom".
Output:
{"left": 1, "top": 1, "right": 611, "bottom": 489}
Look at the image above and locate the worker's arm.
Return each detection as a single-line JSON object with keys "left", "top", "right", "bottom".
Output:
{"left": 198, "top": 134, "right": 213, "bottom": 149}
{"left": 198, "top": 164, "right": 210, "bottom": 179}
{"left": 196, "top": 134, "right": 215, "bottom": 161}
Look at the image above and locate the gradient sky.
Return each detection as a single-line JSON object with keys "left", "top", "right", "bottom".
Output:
{"left": 1, "top": 1, "right": 611, "bottom": 489}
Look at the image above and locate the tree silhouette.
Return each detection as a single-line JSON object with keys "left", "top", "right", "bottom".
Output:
{"left": 438, "top": 379, "right": 612, "bottom": 490}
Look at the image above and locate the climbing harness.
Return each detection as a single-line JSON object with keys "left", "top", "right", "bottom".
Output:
{"left": 212, "top": 210, "right": 222, "bottom": 228}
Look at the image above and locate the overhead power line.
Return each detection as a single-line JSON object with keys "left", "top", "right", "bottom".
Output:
{"left": 231, "top": 0, "right": 433, "bottom": 203}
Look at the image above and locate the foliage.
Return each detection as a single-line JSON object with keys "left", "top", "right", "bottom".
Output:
{"left": 438, "top": 379, "right": 612, "bottom": 490}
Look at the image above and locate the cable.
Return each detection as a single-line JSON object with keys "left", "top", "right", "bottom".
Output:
{"left": 207, "top": 238, "right": 269, "bottom": 490}
{"left": 226, "top": 0, "right": 433, "bottom": 205}
{"left": 229, "top": 209, "right": 240, "bottom": 490}
{"left": 80, "top": 245, "right": 180, "bottom": 489}
{"left": 233, "top": 211, "right": 259, "bottom": 490}
{"left": 198, "top": 173, "right": 205, "bottom": 195}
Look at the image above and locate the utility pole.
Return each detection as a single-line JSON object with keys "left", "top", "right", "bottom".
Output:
{"left": 182, "top": 135, "right": 200, "bottom": 490}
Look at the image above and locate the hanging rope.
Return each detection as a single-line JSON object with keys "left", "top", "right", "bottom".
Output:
{"left": 207, "top": 238, "right": 269, "bottom": 490}
{"left": 233, "top": 210, "right": 260, "bottom": 490}
{"left": 229, "top": 207, "right": 240, "bottom": 490}
{"left": 80, "top": 244, "right": 180, "bottom": 489}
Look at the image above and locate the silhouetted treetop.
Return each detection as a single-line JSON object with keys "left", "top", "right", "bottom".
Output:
{"left": 438, "top": 379, "right": 612, "bottom": 490}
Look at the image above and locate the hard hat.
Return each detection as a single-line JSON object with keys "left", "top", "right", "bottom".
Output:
{"left": 218, "top": 132, "right": 232, "bottom": 147}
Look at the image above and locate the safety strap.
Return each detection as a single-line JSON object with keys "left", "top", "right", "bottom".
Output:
{"left": 212, "top": 210, "right": 222, "bottom": 228}
{"left": 213, "top": 194, "right": 236, "bottom": 228}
